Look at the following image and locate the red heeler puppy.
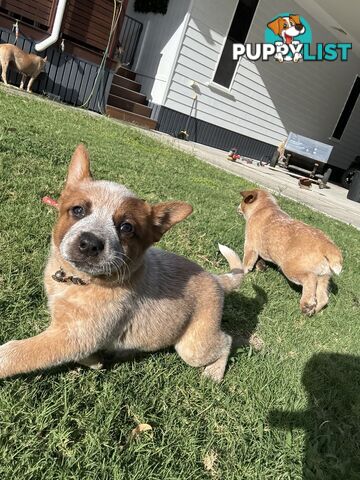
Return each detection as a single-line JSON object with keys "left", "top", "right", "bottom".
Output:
{"left": 0, "top": 145, "right": 244, "bottom": 381}
{"left": 238, "top": 189, "right": 342, "bottom": 315}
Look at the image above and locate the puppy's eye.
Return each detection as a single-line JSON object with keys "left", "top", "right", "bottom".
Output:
{"left": 71, "top": 206, "right": 85, "bottom": 218}
{"left": 283, "top": 23, "right": 287, "bottom": 28}
{"left": 120, "top": 222, "right": 134, "bottom": 234}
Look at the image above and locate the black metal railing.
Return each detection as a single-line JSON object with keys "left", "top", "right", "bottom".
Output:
{"left": 118, "top": 15, "right": 143, "bottom": 68}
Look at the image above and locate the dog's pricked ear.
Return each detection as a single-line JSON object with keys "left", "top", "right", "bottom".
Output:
{"left": 43, "top": 56, "right": 47, "bottom": 62}
{"left": 152, "top": 201, "right": 193, "bottom": 241}
{"left": 267, "top": 17, "right": 282, "bottom": 36}
{"left": 240, "top": 190, "right": 258, "bottom": 204}
{"left": 66, "top": 144, "right": 92, "bottom": 186}
{"left": 290, "top": 14, "right": 301, "bottom": 25}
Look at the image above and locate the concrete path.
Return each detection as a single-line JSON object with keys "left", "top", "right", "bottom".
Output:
{"left": 148, "top": 131, "right": 360, "bottom": 230}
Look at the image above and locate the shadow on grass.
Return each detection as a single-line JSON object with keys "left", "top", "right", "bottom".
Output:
{"left": 223, "top": 284, "right": 267, "bottom": 351}
{"left": 268, "top": 353, "right": 360, "bottom": 479}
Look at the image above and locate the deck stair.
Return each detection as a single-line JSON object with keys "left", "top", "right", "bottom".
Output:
{"left": 106, "top": 66, "right": 157, "bottom": 130}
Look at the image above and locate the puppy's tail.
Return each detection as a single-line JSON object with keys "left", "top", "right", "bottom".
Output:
{"left": 326, "top": 248, "right": 343, "bottom": 276}
{"left": 216, "top": 244, "right": 244, "bottom": 293}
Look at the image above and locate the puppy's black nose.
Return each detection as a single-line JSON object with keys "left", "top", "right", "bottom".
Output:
{"left": 295, "top": 23, "right": 303, "bottom": 31}
{"left": 78, "top": 232, "right": 104, "bottom": 257}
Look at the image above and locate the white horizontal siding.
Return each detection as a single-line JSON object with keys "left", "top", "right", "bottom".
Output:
{"left": 176, "top": 52, "right": 214, "bottom": 78}
{"left": 166, "top": 93, "right": 285, "bottom": 142}
{"left": 190, "top": 3, "right": 232, "bottom": 35}
{"left": 179, "top": 44, "right": 217, "bottom": 70}
{"left": 186, "top": 18, "right": 227, "bottom": 46}
{"left": 170, "top": 70, "right": 284, "bottom": 128}
{"left": 183, "top": 27, "right": 220, "bottom": 55}
{"left": 164, "top": 0, "right": 287, "bottom": 145}
{"left": 161, "top": 0, "right": 360, "bottom": 168}
{"left": 173, "top": 67, "right": 281, "bottom": 117}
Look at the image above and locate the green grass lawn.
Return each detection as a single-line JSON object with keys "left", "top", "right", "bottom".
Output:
{"left": 0, "top": 88, "right": 360, "bottom": 480}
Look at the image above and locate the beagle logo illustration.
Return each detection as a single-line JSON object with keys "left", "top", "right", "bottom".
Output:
{"left": 266, "top": 14, "right": 308, "bottom": 62}
{"left": 233, "top": 13, "right": 352, "bottom": 62}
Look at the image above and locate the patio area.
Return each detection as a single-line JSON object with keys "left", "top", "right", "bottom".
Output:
{"left": 149, "top": 132, "right": 360, "bottom": 230}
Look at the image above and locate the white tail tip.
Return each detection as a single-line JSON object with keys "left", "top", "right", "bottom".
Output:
{"left": 218, "top": 243, "right": 243, "bottom": 271}
{"left": 332, "top": 264, "right": 342, "bottom": 275}
{"left": 218, "top": 243, "right": 234, "bottom": 257}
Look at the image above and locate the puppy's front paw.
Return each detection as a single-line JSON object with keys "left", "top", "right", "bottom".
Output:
{"left": 78, "top": 354, "right": 104, "bottom": 370}
{"left": 301, "top": 302, "right": 317, "bottom": 316}
{"left": 203, "top": 363, "right": 224, "bottom": 383}
{"left": 0, "top": 341, "right": 18, "bottom": 378}
{"left": 203, "top": 354, "right": 229, "bottom": 383}
{"left": 244, "top": 266, "right": 254, "bottom": 274}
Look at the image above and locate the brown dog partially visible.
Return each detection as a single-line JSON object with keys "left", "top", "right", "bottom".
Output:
{"left": 239, "top": 189, "right": 343, "bottom": 315}
{"left": 0, "top": 145, "right": 244, "bottom": 381}
{"left": 0, "top": 43, "right": 46, "bottom": 92}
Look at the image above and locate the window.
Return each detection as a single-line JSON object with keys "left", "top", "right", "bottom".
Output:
{"left": 332, "top": 76, "right": 360, "bottom": 140}
{"left": 213, "top": 0, "right": 259, "bottom": 89}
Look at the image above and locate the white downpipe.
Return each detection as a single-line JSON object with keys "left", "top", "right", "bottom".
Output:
{"left": 35, "top": 0, "right": 67, "bottom": 52}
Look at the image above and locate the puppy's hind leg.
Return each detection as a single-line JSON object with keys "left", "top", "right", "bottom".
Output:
{"left": 202, "top": 337, "right": 231, "bottom": 383}
{"left": 175, "top": 289, "right": 231, "bottom": 382}
{"left": 298, "top": 273, "right": 318, "bottom": 316}
{"left": 243, "top": 246, "right": 258, "bottom": 273}
{"left": 315, "top": 274, "right": 330, "bottom": 313}
{"left": 27, "top": 76, "right": 36, "bottom": 92}
{"left": 1, "top": 60, "right": 9, "bottom": 85}
{"left": 78, "top": 353, "right": 104, "bottom": 370}
{"left": 176, "top": 328, "right": 231, "bottom": 383}
{"left": 20, "top": 74, "right": 27, "bottom": 90}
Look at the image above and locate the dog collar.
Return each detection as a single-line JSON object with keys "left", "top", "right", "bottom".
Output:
{"left": 52, "top": 267, "right": 88, "bottom": 286}
{"left": 42, "top": 196, "right": 59, "bottom": 209}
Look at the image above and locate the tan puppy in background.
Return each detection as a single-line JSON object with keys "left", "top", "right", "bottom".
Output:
{"left": 0, "top": 43, "right": 46, "bottom": 92}
{"left": 0, "top": 145, "right": 244, "bottom": 381}
{"left": 239, "top": 189, "right": 342, "bottom": 315}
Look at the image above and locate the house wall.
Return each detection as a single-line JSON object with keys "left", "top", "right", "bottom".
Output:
{"left": 62, "top": 0, "right": 117, "bottom": 52}
{"left": 0, "top": 28, "right": 113, "bottom": 113}
{"left": 0, "top": 0, "right": 120, "bottom": 64}
{"left": 125, "top": 0, "right": 191, "bottom": 105}
{"left": 0, "top": 0, "right": 53, "bottom": 27}
{"left": 143, "top": 0, "right": 360, "bottom": 169}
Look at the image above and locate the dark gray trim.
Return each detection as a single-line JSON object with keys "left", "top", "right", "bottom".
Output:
{"left": 155, "top": 105, "right": 276, "bottom": 160}
{"left": 0, "top": 28, "right": 114, "bottom": 113}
